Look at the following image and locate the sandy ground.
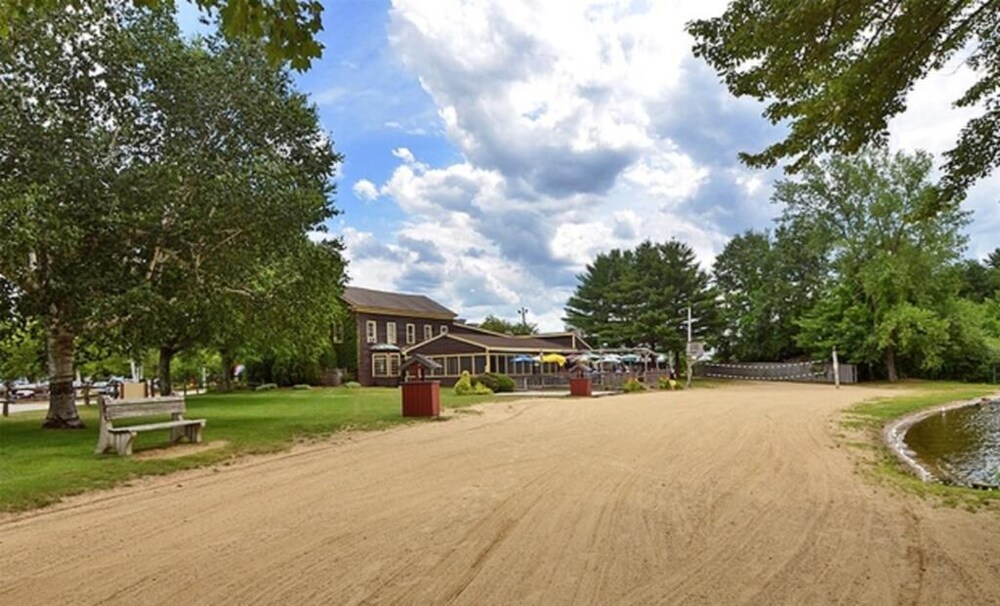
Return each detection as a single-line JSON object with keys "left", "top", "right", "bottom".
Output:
{"left": 2, "top": 383, "right": 999, "bottom": 605}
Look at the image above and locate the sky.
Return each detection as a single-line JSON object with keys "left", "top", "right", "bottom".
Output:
{"left": 184, "top": 0, "right": 1000, "bottom": 332}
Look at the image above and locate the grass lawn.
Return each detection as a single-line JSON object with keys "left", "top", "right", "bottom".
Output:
{"left": 0, "top": 387, "right": 498, "bottom": 513}
{"left": 841, "top": 380, "right": 1000, "bottom": 511}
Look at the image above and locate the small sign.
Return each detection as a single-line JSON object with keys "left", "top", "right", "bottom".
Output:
{"left": 686, "top": 341, "right": 705, "bottom": 359}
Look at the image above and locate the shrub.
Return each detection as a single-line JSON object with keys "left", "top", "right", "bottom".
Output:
{"left": 454, "top": 371, "right": 475, "bottom": 395}
{"left": 657, "top": 376, "right": 679, "bottom": 390}
{"left": 490, "top": 372, "right": 515, "bottom": 392}
{"left": 473, "top": 373, "right": 500, "bottom": 392}
{"left": 343, "top": 381, "right": 361, "bottom": 389}
{"left": 622, "top": 378, "right": 645, "bottom": 393}
{"left": 292, "top": 384, "right": 311, "bottom": 390}
{"left": 254, "top": 383, "right": 278, "bottom": 392}
{"left": 473, "top": 382, "right": 494, "bottom": 395}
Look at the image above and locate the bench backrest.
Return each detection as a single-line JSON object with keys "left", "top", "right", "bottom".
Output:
{"left": 99, "top": 396, "right": 186, "bottom": 421}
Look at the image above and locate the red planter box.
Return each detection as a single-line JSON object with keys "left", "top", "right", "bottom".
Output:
{"left": 570, "top": 377, "right": 593, "bottom": 397}
{"left": 401, "top": 381, "right": 441, "bottom": 417}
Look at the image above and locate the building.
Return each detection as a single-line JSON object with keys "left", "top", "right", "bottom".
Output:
{"left": 339, "top": 287, "right": 457, "bottom": 387}
{"left": 339, "top": 286, "right": 590, "bottom": 386}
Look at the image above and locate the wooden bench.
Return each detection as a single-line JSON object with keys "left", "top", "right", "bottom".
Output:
{"left": 95, "top": 396, "right": 206, "bottom": 456}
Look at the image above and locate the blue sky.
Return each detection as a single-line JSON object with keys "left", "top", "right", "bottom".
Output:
{"left": 182, "top": 1, "right": 999, "bottom": 331}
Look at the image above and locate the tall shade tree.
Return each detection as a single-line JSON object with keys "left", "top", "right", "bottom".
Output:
{"left": 1, "top": 0, "right": 324, "bottom": 69}
{"left": 783, "top": 149, "right": 970, "bottom": 381}
{"left": 118, "top": 30, "right": 343, "bottom": 395}
{"left": 688, "top": 1, "right": 999, "bottom": 209}
{"left": 0, "top": 3, "right": 162, "bottom": 427}
{"left": 713, "top": 227, "right": 829, "bottom": 362}
{"left": 565, "top": 240, "right": 719, "bottom": 359}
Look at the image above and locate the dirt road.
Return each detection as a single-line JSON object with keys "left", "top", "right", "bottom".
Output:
{"left": 2, "top": 383, "right": 999, "bottom": 605}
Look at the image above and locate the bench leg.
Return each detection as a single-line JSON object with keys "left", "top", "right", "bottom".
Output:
{"left": 112, "top": 432, "right": 135, "bottom": 456}
{"left": 95, "top": 427, "right": 111, "bottom": 455}
{"left": 185, "top": 423, "right": 204, "bottom": 444}
{"left": 170, "top": 424, "right": 185, "bottom": 443}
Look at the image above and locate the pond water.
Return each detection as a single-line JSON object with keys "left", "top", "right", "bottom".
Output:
{"left": 904, "top": 399, "right": 1000, "bottom": 487}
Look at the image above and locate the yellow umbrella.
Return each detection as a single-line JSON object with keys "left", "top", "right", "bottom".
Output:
{"left": 541, "top": 353, "right": 567, "bottom": 366}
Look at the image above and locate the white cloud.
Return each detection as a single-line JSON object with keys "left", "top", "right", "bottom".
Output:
{"left": 391, "top": 147, "right": 417, "bottom": 164}
{"left": 337, "top": 0, "right": 996, "bottom": 331}
{"left": 352, "top": 179, "right": 380, "bottom": 201}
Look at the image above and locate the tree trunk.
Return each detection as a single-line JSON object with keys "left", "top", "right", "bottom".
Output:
{"left": 159, "top": 346, "right": 176, "bottom": 396}
{"left": 885, "top": 346, "right": 898, "bottom": 382}
{"left": 42, "top": 317, "right": 84, "bottom": 429}
{"left": 220, "top": 348, "right": 234, "bottom": 392}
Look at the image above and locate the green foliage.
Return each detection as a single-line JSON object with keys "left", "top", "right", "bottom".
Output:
{"left": 0, "top": 1, "right": 325, "bottom": 70}
{"left": 712, "top": 226, "right": 827, "bottom": 362}
{"left": 343, "top": 381, "right": 361, "bottom": 389}
{"left": 254, "top": 383, "right": 277, "bottom": 391}
{"left": 688, "top": 1, "right": 999, "bottom": 209}
{"left": 472, "top": 373, "right": 500, "bottom": 392}
{"left": 565, "top": 240, "right": 720, "bottom": 357}
{"left": 783, "top": 149, "right": 969, "bottom": 381}
{"left": 622, "top": 378, "right": 646, "bottom": 393}
{"left": 476, "top": 372, "right": 515, "bottom": 393}
{"left": 454, "top": 371, "right": 475, "bottom": 396}
{"left": 293, "top": 384, "right": 311, "bottom": 390}
{"left": 477, "top": 315, "right": 538, "bottom": 335}
{"left": 473, "top": 382, "right": 494, "bottom": 395}
{"left": 657, "top": 376, "right": 678, "bottom": 390}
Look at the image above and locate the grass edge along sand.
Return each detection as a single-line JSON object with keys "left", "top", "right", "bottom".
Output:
{"left": 840, "top": 380, "right": 1000, "bottom": 512}
{"left": 0, "top": 387, "right": 498, "bottom": 513}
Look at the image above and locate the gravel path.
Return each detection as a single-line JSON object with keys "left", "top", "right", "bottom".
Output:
{"left": 2, "top": 383, "right": 999, "bottom": 605}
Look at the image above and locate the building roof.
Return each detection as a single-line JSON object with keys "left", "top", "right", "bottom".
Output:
{"left": 405, "top": 331, "right": 581, "bottom": 354}
{"left": 341, "top": 286, "right": 456, "bottom": 319}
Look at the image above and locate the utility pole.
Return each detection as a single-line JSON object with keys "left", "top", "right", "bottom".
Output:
{"left": 517, "top": 306, "right": 529, "bottom": 330}
{"left": 686, "top": 305, "right": 693, "bottom": 388}
{"left": 832, "top": 347, "right": 840, "bottom": 389}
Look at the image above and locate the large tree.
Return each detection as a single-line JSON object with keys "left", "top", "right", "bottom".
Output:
{"left": 1, "top": 0, "right": 324, "bottom": 69}
{"left": 565, "top": 240, "right": 719, "bottom": 358}
{"left": 0, "top": 3, "right": 163, "bottom": 427}
{"left": 118, "top": 29, "right": 343, "bottom": 395}
{"left": 713, "top": 226, "right": 829, "bottom": 362}
{"left": 783, "top": 149, "right": 970, "bottom": 381}
{"left": 688, "top": 1, "right": 999, "bottom": 209}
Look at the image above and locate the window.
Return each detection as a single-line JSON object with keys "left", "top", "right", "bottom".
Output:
{"left": 372, "top": 353, "right": 401, "bottom": 377}
{"left": 366, "top": 320, "right": 377, "bottom": 344}
{"left": 386, "top": 322, "right": 397, "bottom": 344}
{"left": 424, "top": 325, "right": 433, "bottom": 341}
{"left": 406, "top": 323, "right": 416, "bottom": 345}
{"left": 440, "top": 325, "right": 448, "bottom": 335}
{"left": 446, "top": 357, "right": 460, "bottom": 376}
{"left": 331, "top": 320, "right": 344, "bottom": 344}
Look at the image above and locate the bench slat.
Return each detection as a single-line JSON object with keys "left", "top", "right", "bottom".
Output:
{"left": 108, "top": 419, "right": 205, "bottom": 433}
{"left": 103, "top": 398, "right": 186, "bottom": 419}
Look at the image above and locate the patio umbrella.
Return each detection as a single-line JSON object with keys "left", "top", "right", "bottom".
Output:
{"left": 541, "top": 353, "right": 567, "bottom": 366}
{"left": 510, "top": 354, "right": 537, "bottom": 364}
{"left": 621, "top": 354, "right": 641, "bottom": 363}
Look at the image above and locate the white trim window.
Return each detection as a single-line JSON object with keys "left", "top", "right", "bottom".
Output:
{"left": 331, "top": 320, "right": 344, "bottom": 344}
{"left": 372, "top": 353, "right": 401, "bottom": 377}
{"left": 386, "top": 322, "right": 397, "bottom": 344}
{"left": 424, "top": 325, "right": 433, "bottom": 341}
{"left": 440, "top": 325, "right": 448, "bottom": 335}
{"left": 406, "top": 323, "right": 416, "bottom": 345}
{"left": 366, "top": 320, "right": 377, "bottom": 344}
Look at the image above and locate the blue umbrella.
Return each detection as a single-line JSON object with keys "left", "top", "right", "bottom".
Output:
{"left": 510, "top": 354, "right": 537, "bottom": 363}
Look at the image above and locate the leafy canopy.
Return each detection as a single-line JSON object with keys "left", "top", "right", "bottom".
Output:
{"left": 0, "top": 0, "right": 324, "bottom": 69}
{"left": 688, "top": 1, "right": 999, "bottom": 209}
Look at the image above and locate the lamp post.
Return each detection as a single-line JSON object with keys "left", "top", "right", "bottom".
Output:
{"left": 517, "top": 306, "right": 529, "bottom": 330}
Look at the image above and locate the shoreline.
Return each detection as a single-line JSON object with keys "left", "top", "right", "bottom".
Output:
{"left": 883, "top": 392, "right": 1000, "bottom": 485}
